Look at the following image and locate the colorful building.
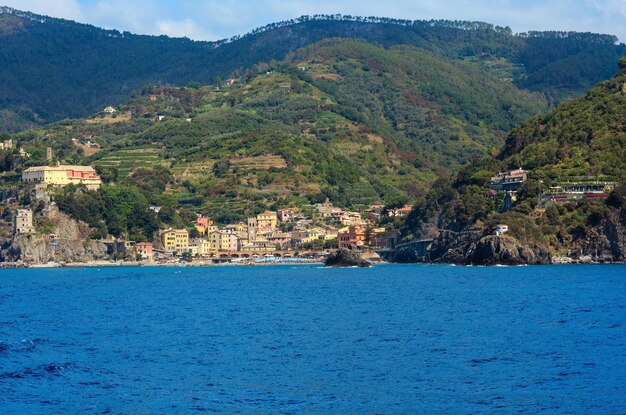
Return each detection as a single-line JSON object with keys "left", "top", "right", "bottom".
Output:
{"left": 338, "top": 226, "right": 367, "bottom": 249}
{"left": 489, "top": 168, "right": 528, "bottom": 191}
{"left": 22, "top": 165, "right": 102, "bottom": 190}
{"left": 195, "top": 215, "right": 215, "bottom": 235}
{"left": 277, "top": 209, "right": 295, "bottom": 222}
{"left": 208, "top": 231, "right": 239, "bottom": 252}
{"left": 161, "top": 229, "right": 189, "bottom": 253}
{"left": 136, "top": 242, "right": 153, "bottom": 259}
{"left": 256, "top": 211, "right": 278, "bottom": 230}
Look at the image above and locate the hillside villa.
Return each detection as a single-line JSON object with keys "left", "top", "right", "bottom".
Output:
{"left": 489, "top": 168, "right": 528, "bottom": 191}
{"left": 22, "top": 165, "right": 102, "bottom": 190}
{"left": 541, "top": 178, "right": 617, "bottom": 204}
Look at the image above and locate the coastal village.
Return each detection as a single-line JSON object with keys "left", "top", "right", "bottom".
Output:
{"left": 4, "top": 157, "right": 413, "bottom": 266}
{"left": 2, "top": 149, "right": 619, "bottom": 266}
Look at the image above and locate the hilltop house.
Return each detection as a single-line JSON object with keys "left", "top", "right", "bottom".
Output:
{"left": 489, "top": 168, "right": 528, "bottom": 191}
{"left": 368, "top": 201, "right": 385, "bottom": 217}
{"left": 393, "top": 206, "right": 413, "bottom": 218}
{"left": 495, "top": 225, "right": 509, "bottom": 236}
{"left": 22, "top": 165, "right": 102, "bottom": 190}
{"left": 315, "top": 201, "right": 343, "bottom": 219}
{"left": 339, "top": 211, "right": 365, "bottom": 226}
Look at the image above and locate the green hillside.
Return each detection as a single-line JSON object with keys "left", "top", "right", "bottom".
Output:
{"left": 2, "top": 39, "right": 550, "bottom": 228}
{"left": 1, "top": 7, "right": 624, "bottom": 132}
{"left": 401, "top": 56, "right": 626, "bottom": 259}
{"left": 500, "top": 55, "right": 626, "bottom": 178}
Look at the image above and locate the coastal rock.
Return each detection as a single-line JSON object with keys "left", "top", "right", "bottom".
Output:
{"left": 429, "top": 230, "right": 482, "bottom": 264}
{"left": 324, "top": 248, "right": 371, "bottom": 268}
{"left": 0, "top": 208, "right": 109, "bottom": 264}
{"left": 466, "top": 235, "right": 551, "bottom": 266}
{"left": 391, "top": 230, "right": 552, "bottom": 266}
{"left": 569, "top": 207, "right": 626, "bottom": 262}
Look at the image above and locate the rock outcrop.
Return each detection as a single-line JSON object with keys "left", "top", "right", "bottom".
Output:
{"left": 390, "top": 229, "right": 552, "bottom": 266}
{"left": 325, "top": 248, "right": 371, "bottom": 267}
{"left": 0, "top": 206, "right": 109, "bottom": 264}
{"left": 569, "top": 207, "right": 626, "bottom": 262}
{"left": 466, "top": 235, "right": 551, "bottom": 265}
{"left": 429, "top": 230, "right": 482, "bottom": 264}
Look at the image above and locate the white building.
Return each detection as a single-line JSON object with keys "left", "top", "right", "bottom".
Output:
{"left": 495, "top": 224, "right": 509, "bottom": 236}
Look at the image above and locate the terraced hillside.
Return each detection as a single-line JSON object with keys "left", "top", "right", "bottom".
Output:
{"left": 2, "top": 39, "right": 553, "bottom": 222}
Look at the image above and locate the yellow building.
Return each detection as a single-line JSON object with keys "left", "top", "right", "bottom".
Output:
{"left": 161, "top": 229, "right": 189, "bottom": 253}
{"left": 196, "top": 239, "right": 212, "bottom": 256}
{"left": 208, "top": 231, "right": 230, "bottom": 251}
{"left": 256, "top": 211, "right": 278, "bottom": 230}
{"left": 22, "top": 165, "right": 102, "bottom": 190}
{"left": 208, "top": 231, "right": 239, "bottom": 251}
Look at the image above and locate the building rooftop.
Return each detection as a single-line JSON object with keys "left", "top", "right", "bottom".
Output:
{"left": 24, "top": 165, "right": 97, "bottom": 172}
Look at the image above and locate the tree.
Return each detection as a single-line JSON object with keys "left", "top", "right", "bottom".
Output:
{"left": 212, "top": 160, "right": 231, "bottom": 178}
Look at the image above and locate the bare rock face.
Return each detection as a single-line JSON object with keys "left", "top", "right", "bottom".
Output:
{"left": 466, "top": 235, "right": 551, "bottom": 266}
{"left": 325, "top": 248, "right": 371, "bottom": 268}
{"left": 0, "top": 207, "right": 109, "bottom": 263}
{"left": 570, "top": 208, "right": 626, "bottom": 263}
{"left": 430, "top": 230, "right": 481, "bottom": 264}
{"left": 395, "top": 230, "right": 551, "bottom": 265}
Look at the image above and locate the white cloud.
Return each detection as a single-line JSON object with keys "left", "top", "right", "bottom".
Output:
{"left": 1, "top": 0, "right": 84, "bottom": 20}
{"left": 156, "top": 18, "right": 217, "bottom": 40}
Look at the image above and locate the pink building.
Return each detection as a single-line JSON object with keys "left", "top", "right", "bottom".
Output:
{"left": 136, "top": 242, "right": 153, "bottom": 259}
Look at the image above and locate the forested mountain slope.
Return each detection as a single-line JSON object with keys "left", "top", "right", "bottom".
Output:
{"left": 3, "top": 40, "right": 548, "bottom": 221}
{"left": 400, "top": 56, "right": 626, "bottom": 263}
{"left": 1, "top": 7, "right": 624, "bottom": 131}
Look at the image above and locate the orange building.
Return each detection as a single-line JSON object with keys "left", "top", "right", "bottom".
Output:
{"left": 338, "top": 226, "right": 367, "bottom": 248}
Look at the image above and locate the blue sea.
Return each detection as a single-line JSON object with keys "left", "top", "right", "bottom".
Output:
{"left": 0, "top": 264, "right": 624, "bottom": 414}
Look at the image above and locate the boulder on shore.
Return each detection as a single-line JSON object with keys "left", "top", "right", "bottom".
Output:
{"left": 324, "top": 248, "right": 371, "bottom": 268}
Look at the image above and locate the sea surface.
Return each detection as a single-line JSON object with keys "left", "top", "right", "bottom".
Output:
{"left": 0, "top": 264, "right": 624, "bottom": 414}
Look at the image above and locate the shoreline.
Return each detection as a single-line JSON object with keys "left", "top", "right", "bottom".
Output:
{"left": 0, "top": 259, "right": 328, "bottom": 269}
{"left": 1, "top": 259, "right": 624, "bottom": 269}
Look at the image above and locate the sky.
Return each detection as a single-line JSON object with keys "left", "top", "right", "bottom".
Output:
{"left": 2, "top": 0, "right": 626, "bottom": 42}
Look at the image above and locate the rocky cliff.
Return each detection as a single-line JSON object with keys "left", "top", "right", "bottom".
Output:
{"left": 466, "top": 235, "right": 551, "bottom": 265}
{"left": 569, "top": 207, "right": 626, "bottom": 262}
{"left": 390, "top": 206, "right": 626, "bottom": 265}
{"left": 0, "top": 206, "right": 109, "bottom": 263}
{"left": 387, "top": 229, "right": 552, "bottom": 265}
